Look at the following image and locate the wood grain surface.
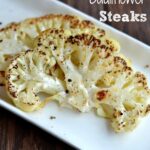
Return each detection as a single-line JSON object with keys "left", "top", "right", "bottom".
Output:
{"left": 0, "top": 1, "right": 150, "bottom": 150}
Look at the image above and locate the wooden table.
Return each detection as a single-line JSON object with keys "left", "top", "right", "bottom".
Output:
{"left": 0, "top": 0, "right": 149, "bottom": 150}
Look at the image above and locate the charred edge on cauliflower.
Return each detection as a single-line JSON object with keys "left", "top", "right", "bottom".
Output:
{"left": 5, "top": 50, "right": 36, "bottom": 98}
{"left": 25, "top": 14, "right": 80, "bottom": 28}
{"left": 96, "top": 90, "right": 108, "bottom": 101}
{"left": 0, "top": 15, "right": 80, "bottom": 32}
{"left": 66, "top": 34, "right": 101, "bottom": 48}
{"left": 79, "top": 20, "right": 105, "bottom": 36}
{"left": 0, "top": 14, "right": 105, "bottom": 39}
{"left": 36, "top": 29, "right": 65, "bottom": 45}
{"left": 113, "top": 56, "right": 132, "bottom": 74}
{"left": 0, "top": 71, "right": 5, "bottom": 86}
{"left": 24, "top": 14, "right": 105, "bottom": 35}
{"left": 0, "top": 71, "right": 5, "bottom": 78}
{"left": 113, "top": 109, "right": 124, "bottom": 118}
{"left": 66, "top": 34, "right": 117, "bottom": 54}
{"left": 135, "top": 72, "right": 149, "bottom": 92}
{"left": 145, "top": 104, "right": 150, "bottom": 115}
{"left": 0, "top": 22, "right": 19, "bottom": 32}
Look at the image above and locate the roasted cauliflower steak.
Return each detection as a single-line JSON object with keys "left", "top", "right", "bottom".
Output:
{"left": 0, "top": 14, "right": 120, "bottom": 85}
{"left": 33, "top": 28, "right": 150, "bottom": 132}
{"left": 34, "top": 29, "right": 121, "bottom": 112}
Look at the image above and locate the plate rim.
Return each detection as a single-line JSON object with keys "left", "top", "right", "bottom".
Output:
{"left": 0, "top": 0, "right": 150, "bottom": 149}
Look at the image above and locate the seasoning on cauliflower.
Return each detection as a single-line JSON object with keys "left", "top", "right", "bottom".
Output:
{"left": 5, "top": 50, "right": 64, "bottom": 112}
{"left": 5, "top": 27, "right": 150, "bottom": 132}
{"left": 94, "top": 56, "right": 150, "bottom": 132}
{"left": 34, "top": 29, "right": 121, "bottom": 112}
{"left": 0, "top": 14, "right": 120, "bottom": 85}
{"left": 36, "top": 29, "right": 150, "bottom": 131}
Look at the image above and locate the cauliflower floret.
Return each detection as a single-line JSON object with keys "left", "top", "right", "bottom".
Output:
{"left": 95, "top": 56, "right": 132, "bottom": 87}
{"left": 0, "top": 14, "right": 120, "bottom": 85}
{"left": 5, "top": 50, "right": 64, "bottom": 112}
{"left": 94, "top": 57, "right": 150, "bottom": 132}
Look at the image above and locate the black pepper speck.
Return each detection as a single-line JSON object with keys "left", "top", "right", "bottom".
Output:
{"left": 65, "top": 90, "right": 69, "bottom": 94}
{"left": 50, "top": 116, "right": 56, "bottom": 120}
{"left": 68, "top": 79, "right": 72, "bottom": 82}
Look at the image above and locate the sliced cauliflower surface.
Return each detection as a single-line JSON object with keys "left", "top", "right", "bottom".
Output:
{"left": 5, "top": 50, "right": 64, "bottom": 112}
{"left": 0, "top": 14, "right": 120, "bottom": 85}
{"left": 33, "top": 29, "right": 150, "bottom": 131}
{"left": 5, "top": 27, "right": 150, "bottom": 132}
{"left": 94, "top": 57, "right": 150, "bottom": 132}
{"left": 34, "top": 29, "right": 120, "bottom": 112}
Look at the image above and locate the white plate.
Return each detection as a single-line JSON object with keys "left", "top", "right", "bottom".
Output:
{"left": 0, "top": 0, "right": 150, "bottom": 150}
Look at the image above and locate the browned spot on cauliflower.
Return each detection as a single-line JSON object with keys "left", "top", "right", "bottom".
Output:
{"left": 0, "top": 14, "right": 119, "bottom": 85}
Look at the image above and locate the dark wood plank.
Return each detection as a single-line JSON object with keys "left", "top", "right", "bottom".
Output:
{"left": 0, "top": 108, "right": 74, "bottom": 150}
{"left": 61, "top": 0, "right": 103, "bottom": 19}
{"left": 105, "top": 1, "right": 150, "bottom": 45}
{"left": 61, "top": 0, "right": 150, "bottom": 45}
{"left": 1, "top": 1, "right": 149, "bottom": 150}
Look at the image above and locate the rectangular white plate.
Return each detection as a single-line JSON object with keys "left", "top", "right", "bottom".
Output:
{"left": 0, "top": 0, "right": 150, "bottom": 150}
